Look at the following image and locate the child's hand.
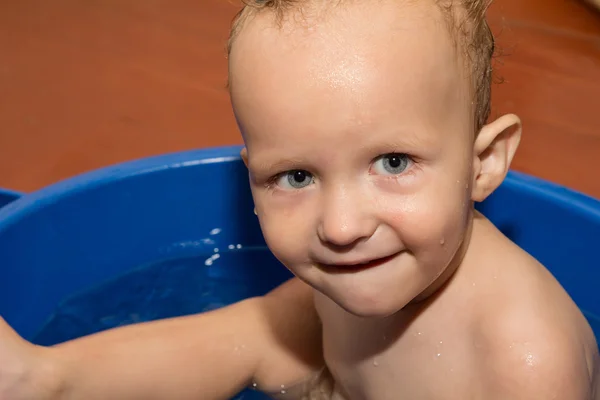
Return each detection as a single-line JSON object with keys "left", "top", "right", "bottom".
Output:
{"left": 0, "top": 317, "right": 57, "bottom": 400}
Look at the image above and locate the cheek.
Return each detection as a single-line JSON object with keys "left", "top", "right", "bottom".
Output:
{"left": 388, "top": 185, "right": 471, "bottom": 255}
{"left": 256, "top": 205, "right": 314, "bottom": 265}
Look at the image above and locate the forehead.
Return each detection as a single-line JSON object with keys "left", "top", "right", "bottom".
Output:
{"left": 229, "top": 0, "right": 472, "bottom": 151}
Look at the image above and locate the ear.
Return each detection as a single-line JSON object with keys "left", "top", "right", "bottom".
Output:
{"left": 240, "top": 147, "right": 249, "bottom": 167}
{"left": 471, "top": 114, "right": 522, "bottom": 202}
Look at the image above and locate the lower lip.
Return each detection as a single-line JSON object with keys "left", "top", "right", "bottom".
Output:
{"left": 319, "top": 253, "right": 399, "bottom": 273}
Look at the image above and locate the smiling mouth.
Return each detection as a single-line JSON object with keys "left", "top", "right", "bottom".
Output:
{"left": 317, "top": 253, "right": 399, "bottom": 273}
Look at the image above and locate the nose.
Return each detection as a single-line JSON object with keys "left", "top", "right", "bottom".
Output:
{"left": 317, "top": 184, "right": 377, "bottom": 248}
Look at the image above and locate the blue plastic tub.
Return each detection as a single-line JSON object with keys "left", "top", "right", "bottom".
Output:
{"left": 0, "top": 188, "right": 22, "bottom": 209}
{"left": 0, "top": 146, "right": 599, "bottom": 399}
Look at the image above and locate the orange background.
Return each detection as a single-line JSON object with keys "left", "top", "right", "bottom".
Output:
{"left": 0, "top": 0, "right": 599, "bottom": 198}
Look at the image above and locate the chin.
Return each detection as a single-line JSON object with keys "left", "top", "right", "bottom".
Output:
{"left": 330, "top": 292, "right": 409, "bottom": 319}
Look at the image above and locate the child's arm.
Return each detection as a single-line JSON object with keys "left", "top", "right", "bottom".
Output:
{"left": 1, "top": 278, "right": 323, "bottom": 400}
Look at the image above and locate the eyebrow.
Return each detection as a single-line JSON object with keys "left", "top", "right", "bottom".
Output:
{"left": 249, "top": 157, "right": 308, "bottom": 176}
{"left": 248, "top": 133, "right": 436, "bottom": 174}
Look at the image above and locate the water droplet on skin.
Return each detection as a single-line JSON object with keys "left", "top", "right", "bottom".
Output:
{"left": 252, "top": 382, "right": 258, "bottom": 388}
{"left": 281, "top": 389, "right": 287, "bottom": 394}
{"left": 210, "top": 228, "right": 221, "bottom": 235}
{"left": 472, "top": 282, "right": 476, "bottom": 287}
{"left": 524, "top": 352, "right": 535, "bottom": 366}
{"left": 440, "top": 238, "right": 445, "bottom": 245}
{"left": 439, "top": 341, "right": 443, "bottom": 345}
{"left": 437, "top": 353, "right": 441, "bottom": 357}
{"left": 373, "top": 360, "right": 379, "bottom": 367}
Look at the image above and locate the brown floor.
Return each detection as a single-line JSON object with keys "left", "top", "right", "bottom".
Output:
{"left": 0, "top": 0, "right": 599, "bottom": 199}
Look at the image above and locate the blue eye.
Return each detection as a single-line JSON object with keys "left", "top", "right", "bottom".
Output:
{"left": 372, "top": 153, "right": 411, "bottom": 175}
{"left": 276, "top": 170, "right": 314, "bottom": 189}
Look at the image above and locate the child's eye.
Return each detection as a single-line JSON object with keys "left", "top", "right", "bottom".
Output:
{"left": 371, "top": 153, "right": 412, "bottom": 176}
{"left": 275, "top": 169, "right": 315, "bottom": 189}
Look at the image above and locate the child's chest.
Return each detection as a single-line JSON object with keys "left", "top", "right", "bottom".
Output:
{"left": 316, "top": 300, "right": 479, "bottom": 399}
{"left": 322, "top": 328, "right": 479, "bottom": 400}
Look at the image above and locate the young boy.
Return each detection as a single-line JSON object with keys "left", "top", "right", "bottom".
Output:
{"left": 0, "top": 0, "right": 598, "bottom": 399}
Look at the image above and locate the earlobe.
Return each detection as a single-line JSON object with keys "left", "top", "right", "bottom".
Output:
{"left": 240, "top": 147, "right": 249, "bottom": 167}
{"left": 471, "top": 114, "right": 522, "bottom": 202}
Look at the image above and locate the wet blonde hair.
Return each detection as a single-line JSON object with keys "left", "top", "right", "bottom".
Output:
{"left": 227, "top": 0, "right": 495, "bottom": 132}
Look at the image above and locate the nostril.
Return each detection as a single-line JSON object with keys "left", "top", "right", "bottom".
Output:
{"left": 318, "top": 216, "right": 377, "bottom": 248}
{"left": 319, "top": 235, "right": 365, "bottom": 252}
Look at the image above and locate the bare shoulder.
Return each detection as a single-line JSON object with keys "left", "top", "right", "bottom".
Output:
{"left": 479, "top": 318, "right": 595, "bottom": 399}
{"left": 250, "top": 278, "right": 328, "bottom": 398}
{"left": 472, "top": 252, "right": 598, "bottom": 399}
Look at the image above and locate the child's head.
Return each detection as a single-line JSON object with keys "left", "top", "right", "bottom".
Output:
{"left": 227, "top": 0, "right": 521, "bottom": 317}
{"left": 229, "top": 0, "right": 497, "bottom": 132}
